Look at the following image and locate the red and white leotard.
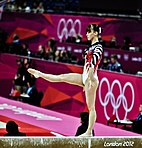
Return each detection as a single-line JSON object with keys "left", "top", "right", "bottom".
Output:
{"left": 82, "top": 42, "right": 103, "bottom": 85}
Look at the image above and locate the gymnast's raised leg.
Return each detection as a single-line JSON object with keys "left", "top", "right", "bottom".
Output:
{"left": 28, "top": 68, "right": 83, "bottom": 87}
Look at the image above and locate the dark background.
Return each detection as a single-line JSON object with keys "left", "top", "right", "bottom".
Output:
{"left": 80, "top": 0, "right": 142, "bottom": 15}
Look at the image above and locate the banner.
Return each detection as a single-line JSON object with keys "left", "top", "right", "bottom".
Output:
{"left": 1, "top": 12, "right": 142, "bottom": 50}
{"left": 97, "top": 70, "right": 142, "bottom": 124}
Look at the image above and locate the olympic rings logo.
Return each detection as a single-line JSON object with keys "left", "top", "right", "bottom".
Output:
{"left": 98, "top": 77, "right": 135, "bottom": 121}
{"left": 57, "top": 18, "right": 81, "bottom": 41}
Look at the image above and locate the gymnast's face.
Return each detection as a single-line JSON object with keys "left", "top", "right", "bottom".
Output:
{"left": 86, "top": 29, "right": 98, "bottom": 41}
{"left": 139, "top": 104, "right": 142, "bottom": 112}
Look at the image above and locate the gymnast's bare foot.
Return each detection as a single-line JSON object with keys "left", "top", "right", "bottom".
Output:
{"left": 78, "top": 132, "right": 92, "bottom": 137}
{"left": 27, "top": 68, "right": 41, "bottom": 78}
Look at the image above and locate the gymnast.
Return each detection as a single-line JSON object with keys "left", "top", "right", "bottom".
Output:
{"left": 28, "top": 24, "right": 103, "bottom": 137}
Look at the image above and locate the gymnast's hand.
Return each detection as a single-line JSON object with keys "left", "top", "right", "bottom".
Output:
{"left": 27, "top": 68, "right": 41, "bottom": 78}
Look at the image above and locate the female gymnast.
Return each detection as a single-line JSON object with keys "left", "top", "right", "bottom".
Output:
{"left": 28, "top": 24, "right": 103, "bottom": 137}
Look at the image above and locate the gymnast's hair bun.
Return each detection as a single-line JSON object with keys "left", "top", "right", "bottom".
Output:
{"left": 86, "top": 24, "right": 103, "bottom": 34}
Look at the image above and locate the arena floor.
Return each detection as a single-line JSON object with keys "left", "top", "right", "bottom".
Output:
{"left": 0, "top": 96, "right": 140, "bottom": 137}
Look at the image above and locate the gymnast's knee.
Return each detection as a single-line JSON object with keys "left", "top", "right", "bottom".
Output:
{"left": 59, "top": 74, "right": 66, "bottom": 81}
{"left": 88, "top": 106, "right": 95, "bottom": 112}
